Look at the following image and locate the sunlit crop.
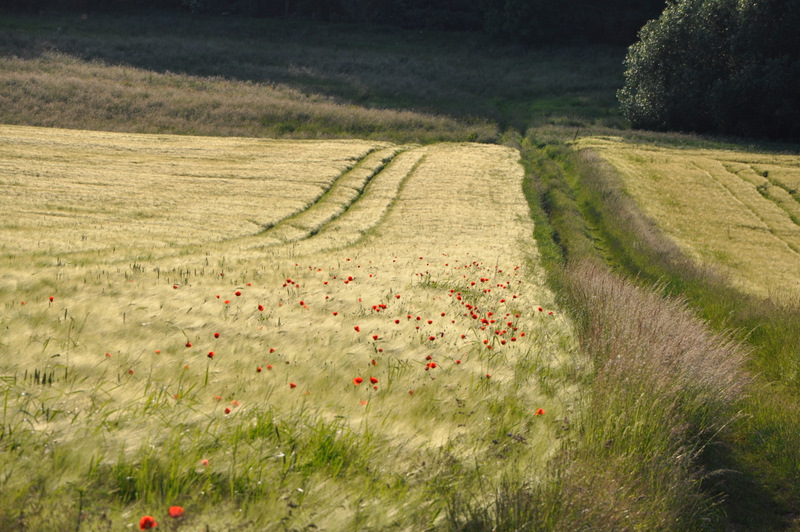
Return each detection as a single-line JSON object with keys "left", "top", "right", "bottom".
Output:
{"left": 578, "top": 136, "right": 800, "bottom": 300}
{"left": 0, "top": 125, "right": 578, "bottom": 530}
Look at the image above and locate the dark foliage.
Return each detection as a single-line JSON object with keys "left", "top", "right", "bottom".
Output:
{"left": 619, "top": 0, "right": 800, "bottom": 140}
{"left": 5, "top": 0, "right": 665, "bottom": 45}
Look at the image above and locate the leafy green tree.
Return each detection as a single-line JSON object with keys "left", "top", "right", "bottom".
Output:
{"left": 619, "top": 0, "right": 800, "bottom": 139}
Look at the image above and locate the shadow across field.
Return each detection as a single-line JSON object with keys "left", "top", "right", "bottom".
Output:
{"left": 0, "top": 12, "right": 626, "bottom": 139}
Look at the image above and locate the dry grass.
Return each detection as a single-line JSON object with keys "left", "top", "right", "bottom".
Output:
{"left": 0, "top": 12, "right": 627, "bottom": 142}
{"left": 0, "top": 126, "right": 579, "bottom": 530}
{"left": 556, "top": 262, "right": 748, "bottom": 530}
{"left": 0, "top": 51, "right": 494, "bottom": 143}
{"left": 577, "top": 136, "right": 800, "bottom": 300}
{"left": 0, "top": 125, "right": 385, "bottom": 258}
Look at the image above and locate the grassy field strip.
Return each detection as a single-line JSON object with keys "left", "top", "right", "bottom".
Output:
{"left": 291, "top": 149, "right": 427, "bottom": 253}
{"left": 724, "top": 162, "right": 800, "bottom": 226}
{"left": 0, "top": 125, "right": 383, "bottom": 262}
{"left": 576, "top": 136, "right": 800, "bottom": 299}
{"left": 0, "top": 128, "right": 578, "bottom": 529}
{"left": 692, "top": 159, "right": 800, "bottom": 256}
{"left": 0, "top": 50, "right": 497, "bottom": 142}
{"left": 258, "top": 146, "right": 407, "bottom": 245}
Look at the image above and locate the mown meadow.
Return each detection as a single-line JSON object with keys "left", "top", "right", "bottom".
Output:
{"left": 0, "top": 10, "right": 797, "bottom": 531}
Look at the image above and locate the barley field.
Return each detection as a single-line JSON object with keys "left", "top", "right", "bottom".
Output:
{"left": 577, "top": 136, "right": 800, "bottom": 300}
{"left": 0, "top": 125, "right": 578, "bottom": 530}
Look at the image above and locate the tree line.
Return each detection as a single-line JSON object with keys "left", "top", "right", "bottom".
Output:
{"left": 619, "top": 0, "right": 800, "bottom": 140}
{"left": 9, "top": 0, "right": 800, "bottom": 140}
{"left": 13, "top": 0, "right": 666, "bottom": 46}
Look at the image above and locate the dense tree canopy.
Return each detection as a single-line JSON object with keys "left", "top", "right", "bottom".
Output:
{"left": 9, "top": 0, "right": 666, "bottom": 46}
{"left": 619, "top": 0, "right": 800, "bottom": 140}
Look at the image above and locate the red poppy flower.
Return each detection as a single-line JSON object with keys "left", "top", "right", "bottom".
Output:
{"left": 371, "top": 359, "right": 377, "bottom": 366}
{"left": 207, "top": 351, "right": 215, "bottom": 358}
{"left": 224, "top": 407, "right": 231, "bottom": 414}
{"left": 535, "top": 408, "right": 545, "bottom": 416}
{"left": 486, "top": 374, "right": 492, "bottom": 379}
{"left": 269, "top": 347, "right": 275, "bottom": 353}
{"left": 224, "top": 300, "right": 230, "bottom": 304}
{"left": 139, "top": 515, "right": 157, "bottom": 530}
{"left": 289, "top": 382, "right": 297, "bottom": 389}
{"left": 257, "top": 367, "right": 262, "bottom": 373}
{"left": 185, "top": 341, "right": 192, "bottom": 348}
{"left": 214, "top": 332, "right": 220, "bottom": 338}
{"left": 354, "top": 326, "right": 360, "bottom": 332}
{"left": 258, "top": 305, "right": 264, "bottom": 311}
{"left": 369, "top": 377, "right": 378, "bottom": 384}
{"left": 353, "top": 377, "right": 364, "bottom": 385}
{"left": 372, "top": 335, "right": 379, "bottom": 341}
{"left": 200, "top": 458, "right": 209, "bottom": 466}
{"left": 456, "top": 360, "right": 461, "bottom": 364}
{"left": 49, "top": 296, "right": 54, "bottom": 302}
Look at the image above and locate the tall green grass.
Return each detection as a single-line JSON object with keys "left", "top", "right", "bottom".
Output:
{"left": 525, "top": 131, "right": 800, "bottom": 529}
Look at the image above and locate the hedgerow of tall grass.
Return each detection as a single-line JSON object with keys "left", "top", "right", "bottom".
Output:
{"left": 524, "top": 130, "right": 800, "bottom": 528}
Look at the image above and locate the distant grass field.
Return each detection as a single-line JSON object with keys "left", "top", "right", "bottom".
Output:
{"left": 578, "top": 136, "right": 800, "bottom": 300}
{"left": 0, "top": 125, "right": 578, "bottom": 530}
{"left": 0, "top": 12, "right": 626, "bottom": 141}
